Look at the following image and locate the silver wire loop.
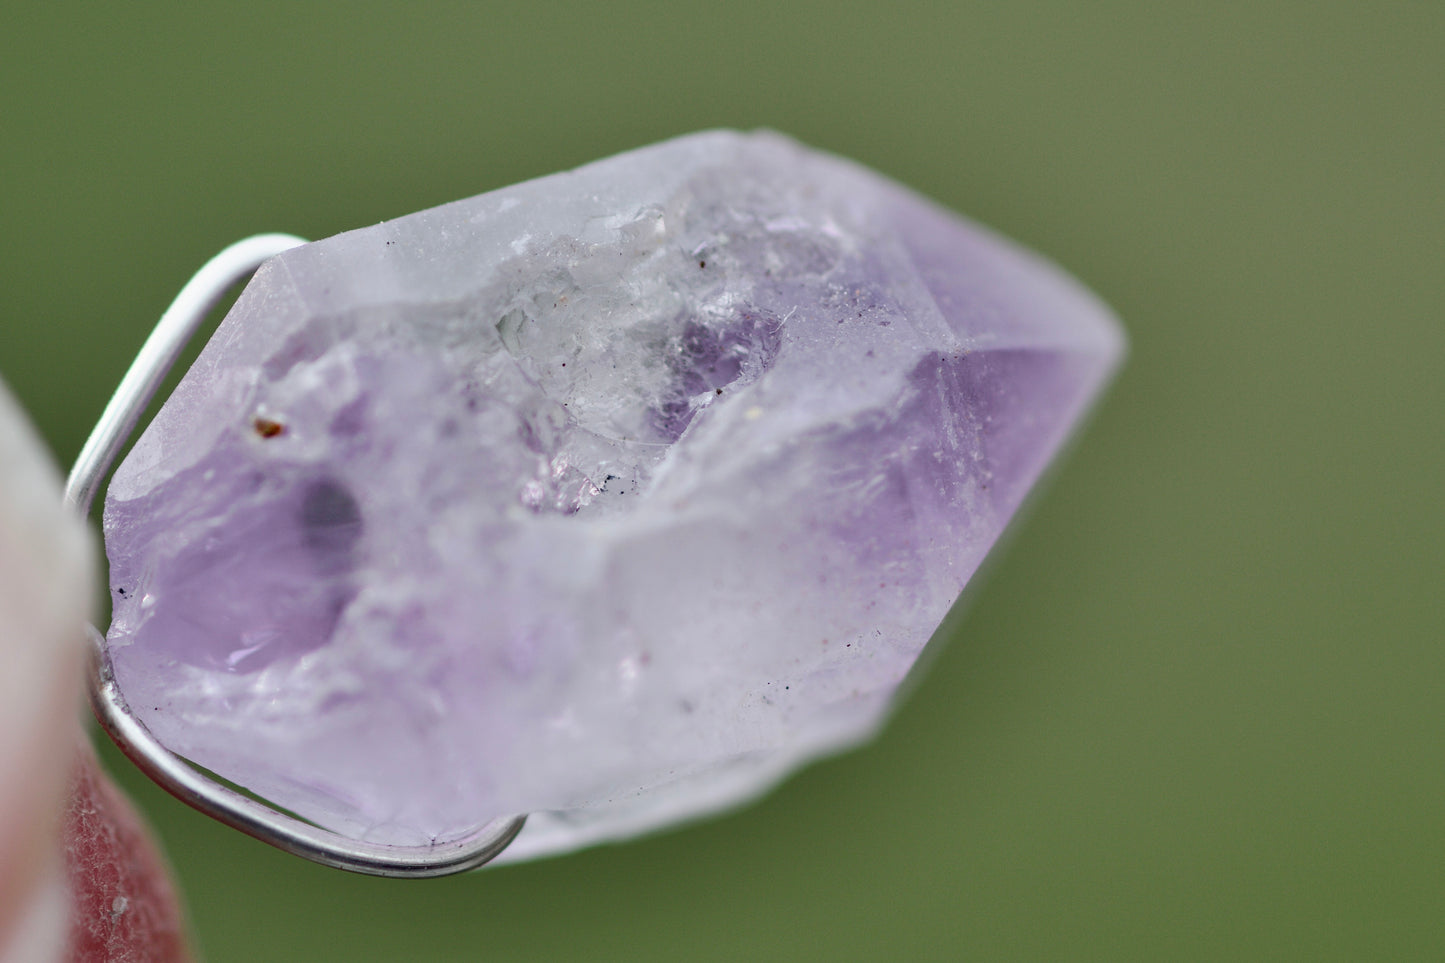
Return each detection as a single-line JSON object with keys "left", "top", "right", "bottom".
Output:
{"left": 66, "top": 234, "right": 526, "bottom": 877}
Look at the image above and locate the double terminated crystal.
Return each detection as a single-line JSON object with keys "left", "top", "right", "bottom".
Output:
{"left": 103, "top": 131, "right": 1122, "bottom": 860}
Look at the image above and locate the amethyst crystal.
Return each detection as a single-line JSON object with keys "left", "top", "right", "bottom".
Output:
{"left": 102, "top": 131, "right": 1123, "bottom": 860}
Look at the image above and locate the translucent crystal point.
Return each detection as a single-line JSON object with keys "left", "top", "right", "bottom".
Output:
{"left": 102, "top": 131, "right": 1123, "bottom": 859}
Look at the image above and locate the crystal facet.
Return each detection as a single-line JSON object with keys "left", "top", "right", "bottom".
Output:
{"left": 103, "top": 131, "right": 1123, "bottom": 859}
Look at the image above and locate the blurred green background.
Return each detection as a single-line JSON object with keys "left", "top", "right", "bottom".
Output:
{"left": 3, "top": 1, "right": 1442, "bottom": 959}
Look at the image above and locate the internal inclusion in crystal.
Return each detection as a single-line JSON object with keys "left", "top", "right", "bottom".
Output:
{"left": 101, "top": 131, "right": 1123, "bottom": 858}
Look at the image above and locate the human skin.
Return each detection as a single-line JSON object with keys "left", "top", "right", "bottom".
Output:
{"left": 0, "top": 380, "right": 189, "bottom": 962}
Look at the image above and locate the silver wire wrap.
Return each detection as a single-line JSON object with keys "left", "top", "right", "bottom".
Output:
{"left": 66, "top": 234, "right": 526, "bottom": 877}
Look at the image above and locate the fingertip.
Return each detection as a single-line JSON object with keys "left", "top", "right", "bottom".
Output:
{"left": 62, "top": 737, "right": 192, "bottom": 963}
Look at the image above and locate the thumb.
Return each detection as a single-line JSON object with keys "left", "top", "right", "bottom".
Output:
{"left": 0, "top": 378, "right": 89, "bottom": 959}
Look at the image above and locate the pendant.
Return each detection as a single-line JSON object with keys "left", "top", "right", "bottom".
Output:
{"left": 74, "top": 130, "right": 1124, "bottom": 875}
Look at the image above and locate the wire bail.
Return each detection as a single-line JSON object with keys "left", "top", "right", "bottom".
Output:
{"left": 67, "top": 235, "right": 526, "bottom": 877}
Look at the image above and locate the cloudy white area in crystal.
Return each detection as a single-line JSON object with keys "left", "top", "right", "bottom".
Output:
{"left": 101, "top": 131, "right": 1123, "bottom": 860}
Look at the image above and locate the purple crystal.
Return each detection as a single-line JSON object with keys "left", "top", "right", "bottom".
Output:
{"left": 102, "top": 131, "right": 1123, "bottom": 859}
